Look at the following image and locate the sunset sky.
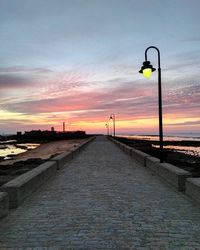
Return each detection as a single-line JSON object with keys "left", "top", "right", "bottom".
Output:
{"left": 0, "top": 0, "right": 200, "bottom": 135}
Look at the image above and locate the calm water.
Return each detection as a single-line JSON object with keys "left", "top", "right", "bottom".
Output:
{"left": 117, "top": 135, "right": 200, "bottom": 157}
{"left": 0, "top": 140, "right": 40, "bottom": 160}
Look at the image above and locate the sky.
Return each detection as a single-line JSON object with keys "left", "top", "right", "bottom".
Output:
{"left": 0, "top": 0, "right": 200, "bottom": 135}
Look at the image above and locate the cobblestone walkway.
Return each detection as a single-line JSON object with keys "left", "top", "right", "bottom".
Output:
{"left": 0, "top": 136, "right": 200, "bottom": 249}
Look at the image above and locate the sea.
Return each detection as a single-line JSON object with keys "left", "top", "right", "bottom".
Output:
{"left": 116, "top": 134, "right": 200, "bottom": 157}
{"left": 0, "top": 140, "right": 40, "bottom": 160}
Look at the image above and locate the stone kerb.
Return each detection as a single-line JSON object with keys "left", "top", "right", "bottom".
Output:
{"left": 72, "top": 136, "right": 95, "bottom": 152}
{"left": 0, "top": 192, "right": 9, "bottom": 219}
{"left": 0, "top": 136, "right": 95, "bottom": 213}
{"left": 51, "top": 151, "right": 73, "bottom": 170}
{"left": 121, "top": 144, "right": 132, "bottom": 155}
{"left": 50, "top": 136, "right": 96, "bottom": 169}
{"left": 158, "top": 163, "right": 191, "bottom": 191}
{"left": 131, "top": 148, "right": 149, "bottom": 166}
{"left": 0, "top": 161, "right": 57, "bottom": 209}
{"left": 186, "top": 178, "right": 200, "bottom": 205}
{"left": 108, "top": 137, "right": 124, "bottom": 150}
{"left": 145, "top": 156, "right": 191, "bottom": 192}
{"left": 109, "top": 137, "right": 191, "bottom": 192}
{"left": 108, "top": 137, "right": 149, "bottom": 166}
{"left": 146, "top": 156, "right": 160, "bottom": 173}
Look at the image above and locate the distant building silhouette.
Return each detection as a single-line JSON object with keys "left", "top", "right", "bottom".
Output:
{"left": 17, "top": 132, "right": 22, "bottom": 136}
{"left": 13, "top": 129, "right": 87, "bottom": 141}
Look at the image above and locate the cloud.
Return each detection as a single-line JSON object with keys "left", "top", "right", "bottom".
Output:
{"left": 164, "top": 84, "right": 200, "bottom": 104}
{"left": 0, "top": 67, "right": 90, "bottom": 102}
{"left": 1, "top": 70, "right": 199, "bottom": 132}
{"left": 166, "top": 120, "right": 200, "bottom": 126}
{"left": 183, "top": 36, "right": 200, "bottom": 42}
{"left": 0, "top": 66, "right": 53, "bottom": 90}
{"left": 0, "top": 74, "right": 30, "bottom": 89}
{"left": 0, "top": 66, "right": 52, "bottom": 74}
{"left": 1, "top": 78, "right": 158, "bottom": 118}
{"left": 164, "top": 50, "right": 200, "bottom": 74}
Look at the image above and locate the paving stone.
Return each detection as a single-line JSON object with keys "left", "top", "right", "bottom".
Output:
{"left": 0, "top": 136, "right": 200, "bottom": 249}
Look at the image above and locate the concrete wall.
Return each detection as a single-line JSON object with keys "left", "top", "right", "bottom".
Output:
{"left": 0, "top": 136, "right": 95, "bottom": 213}
{"left": 50, "top": 151, "right": 73, "bottom": 170}
{"left": 186, "top": 178, "right": 200, "bottom": 205}
{"left": 0, "top": 192, "right": 9, "bottom": 218}
{"left": 0, "top": 161, "right": 57, "bottom": 208}
{"left": 50, "top": 136, "right": 95, "bottom": 169}
{"left": 109, "top": 137, "right": 193, "bottom": 193}
{"left": 159, "top": 163, "right": 191, "bottom": 191}
{"left": 145, "top": 156, "right": 160, "bottom": 173}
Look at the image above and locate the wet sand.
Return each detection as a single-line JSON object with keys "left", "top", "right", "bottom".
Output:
{"left": 0, "top": 139, "right": 87, "bottom": 186}
{"left": 0, "top": 139, "right": 85, "bottom": 165}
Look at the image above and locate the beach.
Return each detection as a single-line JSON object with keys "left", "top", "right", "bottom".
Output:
{"left": 0, "top": 139, "right": 87, "bottom": 186}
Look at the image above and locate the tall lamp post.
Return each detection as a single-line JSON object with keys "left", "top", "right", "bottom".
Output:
{"left": 110, "top": 113, "right": 115, "bottom": 137}
{"left": 105, "top": 122, "right": 109, "bottom": 136}
{"left": 139, "top": 46, "right": 164, "bottom": 163}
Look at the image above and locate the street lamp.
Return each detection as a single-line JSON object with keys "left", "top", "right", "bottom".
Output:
{"left": 110, "top": 113, "right": 115, "bottom": 137}
{"left": 139, "top": 46, "right": 164, "bottom": 163}
{"left": 105, "top": 123, "right": 109, "bottom": 136}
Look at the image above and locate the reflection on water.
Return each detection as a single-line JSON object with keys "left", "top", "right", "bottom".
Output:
{"left": 152, "top": 144, "right": 200, "bottom": 157}
{"left": 118, "top": 135, "right": 200, "bottom": 141}
{"left": 0, "top": 142, "right": 40, "bottom": 160}
{"left": 17, "top": 143, "right": 40, "bottom": 149}
{"left": 118, "top": 135, "right": 200, "bottom": 157}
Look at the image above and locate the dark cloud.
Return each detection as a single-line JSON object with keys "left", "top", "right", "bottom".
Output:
{"left": 0, "top": 74, "right": 29, "bottom": 89}
{"left": 2, "top": 75, "right": 199, "bottom": 126}
{"left": 0, "top": 66, "right": 53, "bottom": 89}
{"left": 1, "top": 79, "right": 158, "bottom": 118}
{"left": 0, "top": 66, "right": 52, "bottom": 74}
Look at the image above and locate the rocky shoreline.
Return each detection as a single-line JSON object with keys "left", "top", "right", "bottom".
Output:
{"left": 114, "top": 137, "right": 200, "bottom": 177}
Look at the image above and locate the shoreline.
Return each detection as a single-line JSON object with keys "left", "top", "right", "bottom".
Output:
{"left": 0, "top": 139, "right": 86, "bottom": 165}
{"left": 0, "top": 139, "right": 87, "bottom": 186}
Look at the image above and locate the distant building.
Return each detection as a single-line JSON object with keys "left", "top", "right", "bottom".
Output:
{"left": 12, "top": 129, "right": 87, "bottom": 141}
{"left": 63, "top": 122, "right": 65, "bottom": 133}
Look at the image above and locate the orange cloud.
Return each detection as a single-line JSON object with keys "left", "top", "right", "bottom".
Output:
{"left": 0, "top": 67, "right": 199, "bottom": 135}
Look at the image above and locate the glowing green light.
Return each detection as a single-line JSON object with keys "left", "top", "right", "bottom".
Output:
{"left": 143, "top": 68, "right": 152, "bottom": 78}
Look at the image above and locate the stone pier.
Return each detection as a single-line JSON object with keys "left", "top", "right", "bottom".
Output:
{"left": 0, "top": 136, "right": 200, "bottom": 249}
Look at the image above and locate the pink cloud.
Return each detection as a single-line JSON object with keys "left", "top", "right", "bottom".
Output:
{"left": 1, "top": 68, "right": 199, "bottom": 135}
{"left": 3, "top": 79, "right": 199, "bottom": 120}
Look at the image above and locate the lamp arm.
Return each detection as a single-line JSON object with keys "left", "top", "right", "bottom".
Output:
{"left": 110, "top": 113, "right": 115, "bottom": 119}
{"left": 145, "top": 46, "right": 161, "bottom": 69}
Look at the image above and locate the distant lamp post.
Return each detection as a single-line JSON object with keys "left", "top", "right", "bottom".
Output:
{"left": 139, "top": 46, "right": 164, "bottom": 163}
{"left": 105, "top": 123, "right": 109, "bottom": 136}
{"left": 110, "top": 113, "right": 115, "bottom": 137}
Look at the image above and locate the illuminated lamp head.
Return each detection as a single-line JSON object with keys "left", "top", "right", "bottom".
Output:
{"left": 139, "top": 61, "right": 156, "bottom": 78}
